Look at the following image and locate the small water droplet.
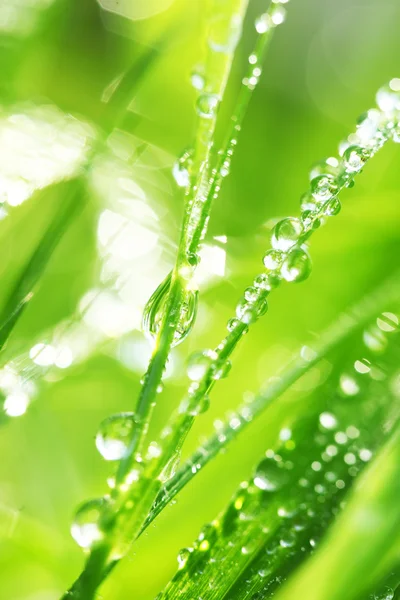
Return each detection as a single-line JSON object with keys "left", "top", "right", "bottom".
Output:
{"left": 376, "top": 81, "right": 400, "bottom": 113}
{"left": 253, "top": 457, "right": 287, "bottom": 491}
{"left": 187, "top": 350, "right": 217, "bottom": 381}
{"left": 177, "top": 547, "right": 191, "bottom": 570}
{"left": 196, "top": 93, "right": 219, "bottom": 119}
{"left": 377, "top": 312, "right": 398, "bottom": 332}
{"left": 310, "top": 174, "right": 338, "bottom": 202}
{"left": 263, "top": 249, "right": 284, "bottom": 271}
{"left": 319, "top": 412, "right": 337, "bottom": 430}
{"left": 173, "top": 148, "right": 193, "bottom": 188}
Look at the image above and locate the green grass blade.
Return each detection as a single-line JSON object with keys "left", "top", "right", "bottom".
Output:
{"left": 0, "top": 178, "right": 85, "bottom": 354}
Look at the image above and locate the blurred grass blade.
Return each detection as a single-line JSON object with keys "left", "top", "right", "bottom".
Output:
{"left": 157, "top": 306, "right": 400, "bottom": 599}
{"left": 0, "top": 178, "right": 85, "bottom": 353}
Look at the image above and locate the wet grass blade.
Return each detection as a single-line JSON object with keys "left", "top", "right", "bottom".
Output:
{"left": 157, "top": 307, "right": 400, "bottom": 600}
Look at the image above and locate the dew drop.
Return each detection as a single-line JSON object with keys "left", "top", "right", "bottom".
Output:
{"left": 339, "top": 374, "right": 360, "bottom": 396}
{"left": 173, "top": 148, "right": 193, "bottom": 188}
{"left": 71, "top": 498, "right": 107, "bottom": 549}
{"left": 142, "top": 273, "right": 198, "bottom": 347}
{"left": 208, "top": 13, "right": 242, "bottom": 54}
{"left": 187, "top": 350, "right": 216, "bottom": 381}
{"left": 271, "top": 217, "right": 303, "bottom": 251}
{"left": 253, "top": 272, "right": 280, "bottom": 291}
{"left": 377, "top": 312, "right": 398, "bottom": 332}
{"left": 196, "top": 93, "right": 219, "bottom": 119}
{"left": 177, "top": 547, "right": 191, "bottom": 570}
{"left": 96, "top": 412, "right": 136, "bottom": 461}
{"left": 343, "top": 145, "right": 369, "bottom": 173}
{"left": 363, "top": 326, "right": 387, "bottom": 353}
{"left": 376, "top": 81, "right": 400, "bottom": 113}
{"left": 190, "top": 68, "right": 205, "bottom": 91}
{"left": 263, "top": 249, "right": 284, "bottom": 271}
{"left": 253, "top": 457, "right": 287, "bottom": 492}
{"left": 319, "top": 412, "right": 337, "bottom": 430}
{"left": 310, "top": 174, "right": 338, "bottom": 202}
{"left": 281, "top": 248, "right": 311, "bottom": 283}
{"left": 323, "top": 197, "right": 341, "bottom": 217}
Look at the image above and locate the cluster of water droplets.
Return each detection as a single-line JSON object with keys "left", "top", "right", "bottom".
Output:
{"left": 161, "top": 304, "right": 400, "bottom": 598}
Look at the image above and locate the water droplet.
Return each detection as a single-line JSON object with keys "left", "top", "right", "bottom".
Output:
{"left": 339, "top": 374, "right": 360, "bottom": 396}
{"left": 142, "top": 273, "right": 198, "bottom": 347}
{"left": 96, "top": 412, "right": 135, "bottom": 461}
{"left": 343, "top": 145, "right": 369, "bottom": 173}
{"left": 363, "top": 326, "right": 387, "bottom": 353}
{"left": 196, "top": 93, "right": 219, "bottom": 119}
{"left": 253, "top": 457, "right": 287, "bottom": 491}
{"left": 376, "top": 80, "right": 400, "bottom": 113}
{"left": 310, "top": 174, "right": 338, "bottom": 202}
{"left": 255, "top": 13, "right": 272, "bottom": 34}
{"left": 280, "top": 532, "right": 296, "bottom": 548}
{"left": 71, "top": 498, "right": 107, "bottom": 548}
{"left": 244, "top": 286, "right": 259, "bottom": 303}
{"left": 354, "top": 358, "right": 371, "bottom": 374}
{"left": 309, "top": 157, "right": 340, "bottom": 180}
{"left": 377, "top": 312, "right": 398, "bottom": 332}
{"left": 187, "top": 350, "right": 217, "bottom": 381}
{"left": 323, "top": 197, "right": 341, "bottom": 217}
{"left": 263, "top": 249, "right": 284, "bottom": 270}
{"left": 281, "top": 248, "right": 312, "bottom": 283}
{"left": 190, "top": 67, "right": 205, "bottom": 91}
{"left": 236, "top": 300, "right": 257, "bottom": 325}
{"left": 319, "top": 412, "right": 337, "bottom": 430}
{"left": 177, "top": 547, "right": 191, "bottom": 570}
{"left": 253, "top": 272, "right": 280, "bottom": 291}
{"left": 173, "top": 148, "right": 193, "bottom": 188}
{"left": 212, "top": 359, "right": 231, "bottom": 380}
{"left": 271, "top": 217, "right": 303, "bottom": 251}
{"left": 271, "top": 5, "right": 287, "bottom": 25}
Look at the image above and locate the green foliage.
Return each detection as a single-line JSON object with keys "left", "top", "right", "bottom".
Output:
{"left": 0, "top": 1, "right": 400, "bottom": 600}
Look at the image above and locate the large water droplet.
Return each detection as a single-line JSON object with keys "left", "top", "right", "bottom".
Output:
{"left": 343, "top": 145, "right": 369, "bottom": 173}
{"left": 271, "top": 217, "right": 303, "bottom": 251}
{"left": 71, "top": 498, "right": 107, "bottom": 549}
{"left": 376, "top": 79, "right": 400, "bottom": 113}
{"left": 281, "top": 248, "right": 311, "bottom": 283}
{"left": 142, "top": 272, "right": 198, "bottom": 347}
{"left": 253, "top": 457, "right": 287, "bottom": 492}
{"left": 177, "top": 547, "right": 191, "bottom": 570}
{"left": 96, "top": 412, "right": 136, "bottom": 461}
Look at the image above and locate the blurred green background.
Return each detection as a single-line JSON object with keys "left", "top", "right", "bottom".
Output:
{"left": 0, "top": 0, "right": 400, "bottom": 598}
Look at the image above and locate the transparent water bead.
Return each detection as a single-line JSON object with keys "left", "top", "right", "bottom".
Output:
{"left": 190, "top": 67, "right": 205, "bottom": 91}
{"left": 263, "top": 249, "right": 284, "bottom": 271}
{"left": 323, "top": 197, "right": 341, "bottom": 217}
{"left": 71, "top": 498, "right": 107, "bottom": 549}
{"left": 270, "top": 5, "right": 287, "bottom": 25}
{"left": 196, "top": 93, "right": 219, "bottom": 120}
{"left": 142, "top": 272, "right": 198, "bottom": 347}
{"left": 177, "top": 547, "right": 191, "bottom": 570}
{"left": 377, "top": 312, "right": 398, "bottom": 332}
{"left": 254, "top": 272, "right": 280, "bottom": 291}
{"left": 172, "top": 148, "right": 193, "bottom": 188}
{"left": 187, "top": 350, "right": 217, "bottom": 381}
{"left": 310, "top": 174, "right": 338, "bottom": 202}
{"left": 255, "top": 13, "right": 272, "bottom": 34}
{"left": 96, "top": 412, "right": 136, "bottom": 461}
{"left": 271, "top": 217, "right": 303, "bottom": 251}
{"left": 343, "top": 145, "right": 369, "bottom": 173}
{"left": 253, "top": 457, "right": 287, "bottom": 491}
{"left": 376, "top": 79, "right": 400, "bottom": 113}
{"left": 281, "top": 248, "right": 311, "bottom": 283}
